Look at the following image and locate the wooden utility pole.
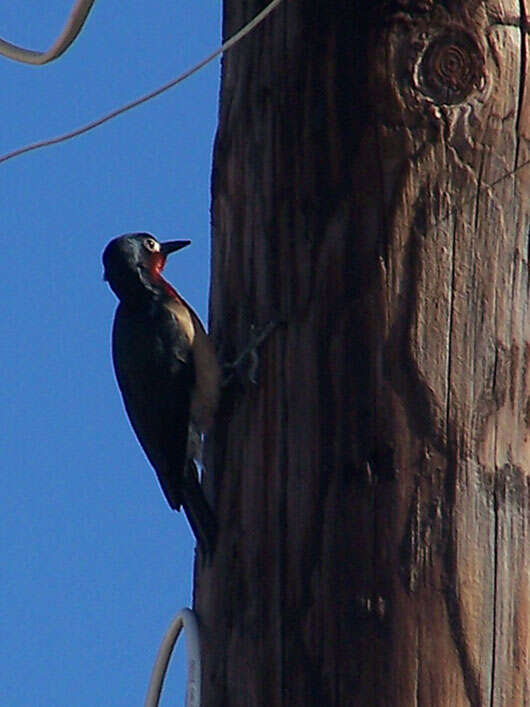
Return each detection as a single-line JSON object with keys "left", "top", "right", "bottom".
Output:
{"left": 194, "top": 1, "right": 530, "bottom": 704}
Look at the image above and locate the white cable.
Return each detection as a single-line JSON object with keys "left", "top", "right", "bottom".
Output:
{"left": 0, "top": 0, "right": 97, "bottom": 65}
{"left": 0, "top": 0, "right": 283, "bottom": 165}
{"left": 145, "top": 608, "right": 201, "bottom": 707}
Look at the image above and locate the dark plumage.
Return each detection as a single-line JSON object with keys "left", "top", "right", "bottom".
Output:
{"left": 102, "top": 233, "right": 220, "bottom": 551}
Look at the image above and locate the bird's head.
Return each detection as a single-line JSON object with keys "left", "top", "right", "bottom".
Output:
{"left": 102, "top": 233, "right": 190, "bottom": 302}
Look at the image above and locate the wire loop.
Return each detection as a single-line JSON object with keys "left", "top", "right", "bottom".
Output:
{"left": 144, "top": 608, "right": 201, "bottom": 707}
{"left": 0, "top": 0, "right": 283, "bottom": 165}
{"left": 0, "top": 0, "right": 97, "bottom": 65}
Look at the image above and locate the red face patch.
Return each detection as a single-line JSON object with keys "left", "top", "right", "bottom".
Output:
{"left": 147, "top": 252, "right": 178, "bottom": 297}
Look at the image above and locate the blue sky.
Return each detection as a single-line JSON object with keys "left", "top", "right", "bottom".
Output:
{"left": 1, "top": 2, "right": 221, "bottom": 703}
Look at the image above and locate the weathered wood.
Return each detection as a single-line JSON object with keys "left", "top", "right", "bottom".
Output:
{"left": 194, "top": 1, "right": 530, "bottom": 704}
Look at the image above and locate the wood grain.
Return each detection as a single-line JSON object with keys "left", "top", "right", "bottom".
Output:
{"left": 194, "top": 1, "right": 530, "bottom": 704}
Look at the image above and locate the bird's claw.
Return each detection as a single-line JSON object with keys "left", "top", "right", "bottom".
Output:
{"left": 222, "top": 319, "right": 282, "bottom": 387}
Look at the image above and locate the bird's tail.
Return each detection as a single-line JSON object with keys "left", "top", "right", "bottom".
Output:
{"left": 181, "top": 461, "right": 217, "bottom": 555}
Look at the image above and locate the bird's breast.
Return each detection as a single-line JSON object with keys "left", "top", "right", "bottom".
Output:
{"left": 163, "top": 298, "right": 195, "bottom": 347}
{"left": 113, "top": 301, "right": 192, "bottom": 378}
{"left": 164, "top": 299, "right": 220, "bottom": 432}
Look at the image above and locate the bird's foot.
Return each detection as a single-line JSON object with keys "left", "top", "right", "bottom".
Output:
{"left": 222, "top": 319, "right": 283, "bottom": 387}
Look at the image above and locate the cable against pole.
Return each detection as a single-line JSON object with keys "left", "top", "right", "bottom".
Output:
{"left": 145, "top": 608, "right": 201, "bottom": 707}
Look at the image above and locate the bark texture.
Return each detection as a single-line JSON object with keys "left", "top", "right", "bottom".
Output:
{"left": 194, "top": 1, "right": 530, "bottom": 705}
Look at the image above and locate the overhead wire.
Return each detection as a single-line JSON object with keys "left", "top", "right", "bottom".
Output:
{"left": 0, "top": 0, "right": 97, "bottom": 65}
{"left": 0, "top": 0, "right": 527, "bottom": 231}
{"left": 0, "top": 0, "right": 283, "bottom": 166}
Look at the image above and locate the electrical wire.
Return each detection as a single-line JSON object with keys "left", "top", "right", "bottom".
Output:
{"left": 0, "top": 0, "right": 97, "bottom": 65}
{"left": 0, "top": 0, "right": 526, "bottom": 232}
{"left": 144, "top": 608, "right": 201, "bottom": 707}
{"left": 0, "top": 0, "right": 283, "bottom": 166}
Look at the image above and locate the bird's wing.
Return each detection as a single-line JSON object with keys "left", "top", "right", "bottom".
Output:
{"left": 164, "top": 299, "right": 220, "bottom": 432}
{"left": 187, "top": 309, "right": 220, "bottom": 432}
{"left": 112, "top": 303, "right": 192, "bottom": 509}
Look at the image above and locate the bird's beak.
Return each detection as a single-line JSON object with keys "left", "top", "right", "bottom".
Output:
{"left": 160, "top": 240, "right": 191, "bottom": 256}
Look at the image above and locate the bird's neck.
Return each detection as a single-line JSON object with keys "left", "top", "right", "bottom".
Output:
{"left": 131, "top": 272, "right": 182, "bottom": 312}
{"left": 111, "top": 267, "right": 178, "bottom": 309}
{"left": 146, "top": 257, "right": 179, "bottom": 299}
{"left": 150, "top": 271, "right": 178, "bottom": 299}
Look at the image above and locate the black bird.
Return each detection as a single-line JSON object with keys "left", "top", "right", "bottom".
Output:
{"left": 102, "top": 233, "right": 220, "bottom": 552}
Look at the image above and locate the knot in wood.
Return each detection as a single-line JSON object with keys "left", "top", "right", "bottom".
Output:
{"left": 417, "top": 30, "right": 484, "bottom": 104}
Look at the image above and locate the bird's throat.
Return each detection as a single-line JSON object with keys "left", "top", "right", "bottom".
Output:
{"left": 154, "top": 272, "right": 178, "bottom": 299}
{"left": 148, "top": 256, "right": 178, "bottom": 299}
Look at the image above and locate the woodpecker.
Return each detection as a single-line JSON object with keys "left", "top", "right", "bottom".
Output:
{"left": 102, "top": 233, "right": 220, "bottom": 552}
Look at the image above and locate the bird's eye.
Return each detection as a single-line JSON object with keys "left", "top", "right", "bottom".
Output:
{"left": 143, "top": 238, "right": 160, "bottom": 252}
